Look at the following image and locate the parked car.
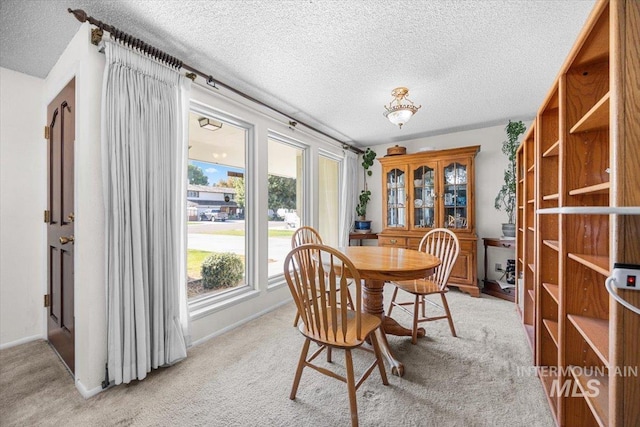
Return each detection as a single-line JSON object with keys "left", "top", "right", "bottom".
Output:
{"left": 200, "top": 210, "right": 228, "bottom": 222}
{"left": 211, "top": 211, "right": 228, "bottom": 222}
{"left": 284, "top": 212, "right": 300, "bottom": 229}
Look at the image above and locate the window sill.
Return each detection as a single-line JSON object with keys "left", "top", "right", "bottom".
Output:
{"left": 267, "top": 273, "right": 287, "bottom": 291}
{"left": 189, "top": 285, "right": 260, "bottom": 321}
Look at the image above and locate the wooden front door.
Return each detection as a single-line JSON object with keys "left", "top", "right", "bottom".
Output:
{"left": 46, "top": 79, "right": 75, "bottom": 373}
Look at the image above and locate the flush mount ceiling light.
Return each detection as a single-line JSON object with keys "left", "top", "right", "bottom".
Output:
{"left": 383, "top": 87, "right": 421, "bottom": 129}
{"left": 198, "top": 117, "right": 223, "bottom": 131}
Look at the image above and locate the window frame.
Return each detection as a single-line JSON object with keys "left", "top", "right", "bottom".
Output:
{"left": 266, "top": 131, "right": 310, "bottom": 290}
{"left": 186, "top": 102, "right": 257, "bottom": 318}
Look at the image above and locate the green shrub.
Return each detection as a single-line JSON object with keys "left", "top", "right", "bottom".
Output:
{"left": 201, "top": 252, "right": 244, "bottom": 290}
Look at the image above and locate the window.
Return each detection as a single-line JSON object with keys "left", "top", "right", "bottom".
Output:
{"left": 318, "top": 153, "right": 341, "bottom": 247}
{"left": 267, "top": 136, "right": 306, "bottom": 279}
{"left": 186, "top": 111, "right": 248, "bottom": 302}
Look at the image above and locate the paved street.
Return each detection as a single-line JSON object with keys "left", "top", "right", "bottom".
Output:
{"left": 188, "top": 220, "right": 293, "bottom": 276}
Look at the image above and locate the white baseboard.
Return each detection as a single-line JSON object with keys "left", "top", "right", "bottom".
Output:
{"left": 0, "top": 334, "right": 44, "bottom": 350}
{"left": 76, "top": 378, "right": 106, "bottom": 399}
{"left": 191, "top": 299, "right": 291, "bottom": 347}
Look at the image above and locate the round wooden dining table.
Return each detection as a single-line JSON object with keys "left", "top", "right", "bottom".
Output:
{"left": 339, "top": 246, "right": 440, "bottom": 376}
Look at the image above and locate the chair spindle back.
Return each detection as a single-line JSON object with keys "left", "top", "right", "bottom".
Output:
{"left": 291, "top": 226, "right": 323, "bottom": 248}
{"left": 419, "top": 228, "right": 460, "bottom": 290}
{"left": 284, "top": 244, "right": 363, "bottom": 343}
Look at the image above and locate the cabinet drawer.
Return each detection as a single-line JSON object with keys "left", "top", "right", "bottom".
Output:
{"left": 407, "top": 237, "right": 424, "bottom": 250}
{"left": 378, "top": 236, "right": 407, "bottom": 247}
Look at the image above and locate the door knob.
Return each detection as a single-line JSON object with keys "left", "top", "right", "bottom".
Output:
{"left": 60, "top": 235, "right": 75, "bottom": 244}
{"left": 67, "top": 213, "right": 75, "bottom": 222}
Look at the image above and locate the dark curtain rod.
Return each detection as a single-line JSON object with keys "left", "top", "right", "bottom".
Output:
{"left": 67, "top": 8, "right": 364, "bottom": 155}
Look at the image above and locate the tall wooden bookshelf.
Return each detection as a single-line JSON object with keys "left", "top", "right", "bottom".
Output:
{"left": 516, "top": 124, "right": 536, "bottom": 350}
{"left": 516, "top": 1, "right": 640, "bottom": 426}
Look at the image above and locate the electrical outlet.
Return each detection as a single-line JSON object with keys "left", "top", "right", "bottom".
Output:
{"left": 611, "top": 263, "right": 640, "bottom": 290}
{"left": 495, "top": 263, "right": 502, "bottom": 272}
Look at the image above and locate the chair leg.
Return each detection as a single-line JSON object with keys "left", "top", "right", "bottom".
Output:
{"left": 412, "top": 294, "right": 420, "bottom": 345}
{"left": 327, "top": 346, "right": 333, "bottom": 363}
{"left": 387, "top": 286, "right": 399, "bottom": 317}
{"left": 293, "top": 310, "right": 300, "bottom": 327}
{"left": 369, "top": 331, "right": 389, "bottom": 385}
{"left": 441, "top": 293, "right": 457, "bottom": 337}
{"left": 344, "top": 349, "right": 359, "bottom": 427}
{"left": 290, "top": 338, "right": 311, "bottom": 400}
{"left": 421, "top": 295, "right": 426, "bottom": 318}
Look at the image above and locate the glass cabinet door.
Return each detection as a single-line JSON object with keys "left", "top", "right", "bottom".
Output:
{"left": 412, "top": 164, "right": 436, "bottom": 229}
{"left": 386, "top": 168, "right": 406, "bottom": 228}
{"left": 442, "top": 162, "right": 469, "bottom": 230}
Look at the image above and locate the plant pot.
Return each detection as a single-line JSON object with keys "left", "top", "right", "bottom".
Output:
{"left": 502, "top": 223, "right": 516, "bottom": 238}
{"left": 354, "top": 220, "right": 372, "bottom": 234}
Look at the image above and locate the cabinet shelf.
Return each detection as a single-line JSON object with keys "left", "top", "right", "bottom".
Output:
{"left": 569, "top": 92, "right": 610, "bottom": 134}
{"left": 542, "top": 240, "right": 559, "bottom": 251}
{"left": 568, "top": 182, "right": 610, "bottom": 196}
{"left": 527, "top": 164, "right": 535, "bottom": 173}
{"left": 523, "top": 324, "right": 534, "bottom": 350}
{"left": 528, "top": 263, "right": 535, "bottom": 272}
{"left": 539, "top": 371, "right": 559, "bottom": 417}
{"left": 542, "top": 283, "right": 559, "bottom": 304}
{"left": 543, "top": 319, "right": 559, "bottom": 346}
{"left": 567, "top": 314, "right": 609, "bottom": 365}
{"left": 567, "top": 253, "right": 610, "bottom": 276}
{"left": 569, "top": 366, "right": 609, "bottom": 427}
{"left": 527, "top": 226, "right": 535, "bottom": 232}
{"left": 542, "top": 140, "right": 560, "bottom": 157}
{"left": 542, "top": 193, "right": 559, "bottom": 201}
{"left": 527, "top": 290, "right": 535, "bottom": 302}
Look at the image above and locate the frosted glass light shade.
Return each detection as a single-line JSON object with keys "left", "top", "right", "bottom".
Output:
{"left": 383, "top": 87, "right": 421, "bottom": 129}
{"left": 385, "top": 109, "right": 414, "bottom": 127}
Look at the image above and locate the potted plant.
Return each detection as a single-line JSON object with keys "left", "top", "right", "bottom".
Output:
{"left": 354, "top": 148, "right": 376, "bottom": 233}
{"left": 494, "top": 120, "right": 526, "bottom": 238}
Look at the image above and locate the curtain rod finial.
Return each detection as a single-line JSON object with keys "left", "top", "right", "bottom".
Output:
{"left": 68, "top": 8, "right": 88, "bottom": 23}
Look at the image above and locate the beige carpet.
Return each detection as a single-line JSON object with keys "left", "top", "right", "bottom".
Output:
{"left": 0, "top": 289, "right": 553, "bottom": 426}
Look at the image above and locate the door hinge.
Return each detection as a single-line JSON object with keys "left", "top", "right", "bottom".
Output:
{"left": 44, "top": 210, "right": 50, "bottom": 223}
{"left": 44, "top": 294, "right": 51, "bottom": 308}
{"left": 44, "top": 125, "right": 50, "bottom": 140}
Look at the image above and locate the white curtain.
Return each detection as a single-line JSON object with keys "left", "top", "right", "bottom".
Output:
{"left": 102, "top": 40, "right": 190, "bottom": 385}
{"left": 338, "top": 150, "right": 358, "bottom": 247}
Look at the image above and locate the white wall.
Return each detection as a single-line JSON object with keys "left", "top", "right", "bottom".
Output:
{"left": 42, "top": 23, "right": 107, "bottom": 397}
{"left": 0, "top": 67, "right": 46, "bottom": 349}
{"left": 366, "top": 121, "right": 532, "bottom": 282}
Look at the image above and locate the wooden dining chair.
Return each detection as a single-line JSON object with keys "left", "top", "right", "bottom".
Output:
{"left": 387, "top": 228, "right": 460, "bottom": 344}
{"left": 290, "top": 226, "right": 353, "bottom": 326}
{"left": 284, "top": 243, "right": 388, "bottom": 427}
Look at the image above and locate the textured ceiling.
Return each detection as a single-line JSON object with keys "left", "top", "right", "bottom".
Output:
{"left": 0, "top": 0, "right": 596, "bottom": 146}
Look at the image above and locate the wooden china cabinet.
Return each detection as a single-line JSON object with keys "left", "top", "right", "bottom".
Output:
{"left": 378, "top": 145, "right": 480, "bottom": 296}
